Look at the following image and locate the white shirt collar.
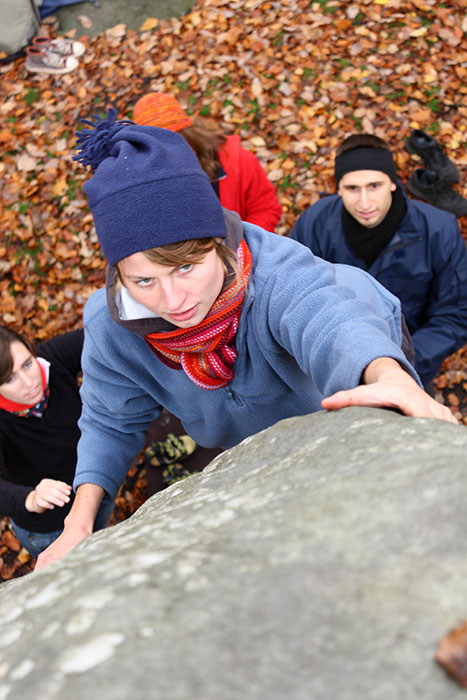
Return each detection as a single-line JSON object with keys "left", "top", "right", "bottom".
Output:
{"left": 37, "top": 356, "right": 51, "bottom": 383}
{"left": 116, "top": 285, "right": 159, "bottom": 321}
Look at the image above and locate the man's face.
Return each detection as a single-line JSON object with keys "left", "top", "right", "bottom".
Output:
{"left": 338, "top": 170, "right": 396, "bottom": 228}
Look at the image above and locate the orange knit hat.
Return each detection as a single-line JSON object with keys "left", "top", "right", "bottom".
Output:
{"left": 133, "top": 93, "right": 193, "bottom": 132}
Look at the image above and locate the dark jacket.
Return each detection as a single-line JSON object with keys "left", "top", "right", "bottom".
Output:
{"left": 291, "top": 193, "right": 467, "bottom": 384}
{"left": 0, "top": 330, "right": 83, "bottom": 532}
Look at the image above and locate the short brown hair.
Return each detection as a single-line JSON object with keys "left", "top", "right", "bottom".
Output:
{"left": 116, "top": 237, "right": 240, "bottom": 287}
{"left": 143, "top": 237, "right": 239, "bottom": 279}
{"left": 0, "top": 326, "right": 35, "bottom": 385}
{"left": 336, "top": 133, "right": 391, "bottom": 157}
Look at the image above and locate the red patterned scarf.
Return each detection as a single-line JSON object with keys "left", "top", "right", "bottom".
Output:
{"left": 144, "top": 239, "right": 252, "bottom": 390}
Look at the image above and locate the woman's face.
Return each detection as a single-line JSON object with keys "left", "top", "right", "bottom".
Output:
{"left": 118, "top": 246, "right": 226, "bottom": 328}
{"left": 0, "top": 341, "right": 43, "bottom": 405}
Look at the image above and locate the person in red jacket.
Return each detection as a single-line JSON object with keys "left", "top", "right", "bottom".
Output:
{"left": 133, "top": 92, "right": 282, "bottom": 233}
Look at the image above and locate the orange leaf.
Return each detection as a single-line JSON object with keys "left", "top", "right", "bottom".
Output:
{"left": 436, "top": 620, "right": 467, "bottom": 688}
{"left": 334, "top": 19, "right": 351, "bottom": 31}
{"left": 52, "top": 177, "right": 68, "bottom": 198}
{"left": 1, "top": 530, "right": 20, "bottom": 552}
{"left": 140, "top": 17, "right": 159, "bottom": 31}
{"left": 0, "top": 129, "right": 12, "bottom": 144}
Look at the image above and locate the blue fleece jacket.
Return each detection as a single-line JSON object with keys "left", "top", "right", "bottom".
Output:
{"left": 291, "top": 193, "right": 467, "bottom": 384}
{"left": 74, "top": 225, "right": 418, "bottom": 500}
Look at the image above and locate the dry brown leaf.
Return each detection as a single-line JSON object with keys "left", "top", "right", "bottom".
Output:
{"left": 0, "top": 129, "right": 12, "bottom": 143}
{"left": 77, "top": 15, "right": 93, "bottom": 28}
{"left": 251, "top": 78, "right": 263, "bottom": 98}
{"left": 140, "top": 18, "right": 159, "bottom": 32}
{"left": 26, "top": 143, "right": 46, "bottom": 158}
{"left": 410, "top": 26, "right": 428, "bottom": 37}
{"left": 105, "top": 24, "right": 127, "bottom": 39}
{"left": 16, "top": 549, "right": 32, "bottom": 565}
{"left": 435, "top": 620, "right": 467, "bottom": 688}
{"left": 52, "top": 177, "right": 68, "bottom": 198}
{"left": 328, "top": 83, "right": 349, "bottom": 103}
{"left": 15, "top": 153, "right": 37, "bottom": 172}
{"left": 1, "top": 530, "right": 20, "bottom": 552}
{"left": 423, "top": 65, "right": 438, "bottom": 83}
{"left": 438, "top": 27, "right": 462, "bottom": 47}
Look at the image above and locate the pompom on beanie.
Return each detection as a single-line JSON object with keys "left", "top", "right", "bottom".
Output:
{"left": 74, "top": 108, "right": 226, "bottom": 266}
{"left": 133, "top": 93, "right": 193, "bottom": 132}
{"left": 334, "top": 146, "right": 398, "bottom": 186}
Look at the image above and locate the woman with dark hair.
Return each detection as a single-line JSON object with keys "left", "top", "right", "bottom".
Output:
{"left": 133, "top": 92, "right": 283, "bottom": 233}
{"left": 0, "top": 327, "right": 112, "bottom": 557}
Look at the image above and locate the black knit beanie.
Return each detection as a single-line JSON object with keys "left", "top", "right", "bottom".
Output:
{"left": 334, "top": 146, "right": 398, "bottom": 186}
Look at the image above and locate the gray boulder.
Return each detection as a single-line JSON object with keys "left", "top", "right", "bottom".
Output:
{"left": 0, "top": 407, "right": 466, "bottom": 700}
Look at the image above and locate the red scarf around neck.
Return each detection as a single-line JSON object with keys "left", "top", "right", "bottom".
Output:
{"left": 144, "top": 239, "right": 252, "bottom": 390}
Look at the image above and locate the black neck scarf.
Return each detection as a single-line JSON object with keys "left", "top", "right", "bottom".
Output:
{"left": 341, "top": 186, "right": 407, "bottom": 269}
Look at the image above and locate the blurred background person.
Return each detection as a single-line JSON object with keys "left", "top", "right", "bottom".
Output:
{"left": 133, "top": 92, "right": 282, "bottom": 233}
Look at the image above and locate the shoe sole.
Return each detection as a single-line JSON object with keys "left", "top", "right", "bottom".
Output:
{"left": 25, "top": 58, "right": 78, "bottom": 74}
{"left": 405, "top": 181, "right": 425, "bottom": 200}
{"left": 406, "top": 181, "right": 467, "bottom": 217}
{"left": 144, "top": 434, "right": 197, "bottom": 467}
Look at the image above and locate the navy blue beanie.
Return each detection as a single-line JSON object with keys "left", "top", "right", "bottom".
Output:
{"left": 74, "top": 109, "right": 226, "bottom": 266}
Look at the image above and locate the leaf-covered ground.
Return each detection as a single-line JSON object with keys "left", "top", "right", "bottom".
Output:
{"left": 0, "top": 0, "right": 466, "bottom": 580}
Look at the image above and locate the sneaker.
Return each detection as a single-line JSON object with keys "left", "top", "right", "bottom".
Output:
{"left": 31, "top": 36, "right": 86, "bottom": 58}
{"left": 161, "top": 462, "right": 193, "bottom": 486}
{"left": 406, "top": 169, "right": 467, "bottom": 218}
{"left": 405, "top": 129, "right": 458, "bottom": 184}
{"left": 144, "top": 433, "right": 197, "bottom": 468}
{"left": 25, "top": 47, "right": 79, "bottom": 74}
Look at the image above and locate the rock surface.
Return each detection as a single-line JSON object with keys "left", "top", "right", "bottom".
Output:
{"left": 0, "top": 407, "right": 466, "bottom": 700}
